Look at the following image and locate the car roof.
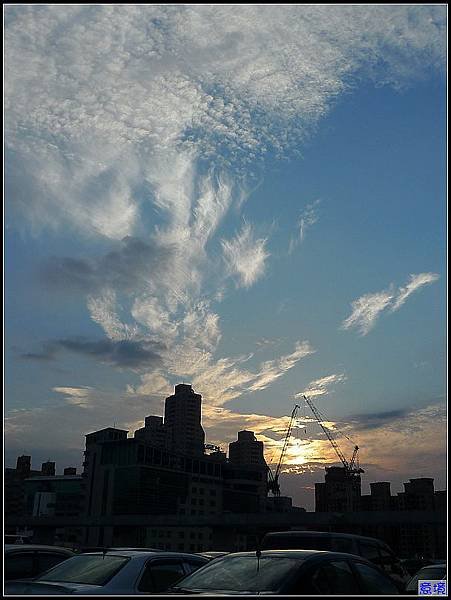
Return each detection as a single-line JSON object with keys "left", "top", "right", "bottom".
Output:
{"left": 264, "top": 530, "right": 386, "bottom": 543}
{"left": 81, "top": 550, "right": 208, "bottom": 559}
{"left": 5, "top": 544, "right": 74, "bottom": 553}
{"left": 218, "top": 549, "right": 367, "bottom": 559}
{"left": 420, "top": 563, "right": 447, "bottom": 569}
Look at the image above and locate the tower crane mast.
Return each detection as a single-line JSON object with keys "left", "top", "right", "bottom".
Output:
{"left": 302, "top": 394, "right": 363, "bottom": 476}
{"left": 267, "top": 404, "right": 300, "bottom": 496}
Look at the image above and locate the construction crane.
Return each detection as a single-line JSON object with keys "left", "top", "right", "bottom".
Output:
{"left": 267, "top": 404, "right": 300, "bottom": 496}
{"left": 302, "top": 394, "right": 364, "bottom": 476}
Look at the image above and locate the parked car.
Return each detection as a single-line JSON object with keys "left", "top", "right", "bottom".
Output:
{"left": 5, "top": 544, "right": 75, "bottom": 581}
{"left": 76, "top": 546, "right": 160, "bottom": 553}
{"left": 169, "top": 549, "right": 401, "bottom": 594}
{"left": 4, "top": 534, "right": 32, "bottom": 544}
{"left": 5, "top": 550, "right": 209, "bottom": 595}
{"left": 261, "top": 530, "right": 409, "bottom": 589}
{"left": 405, "top": 563, "right": 447, "bottom": 594}
{"left": 401, "top": 557, "right": 442, "bottom": 576}
{"left": 196, "top": 551, "right": 228, "bottom": 560}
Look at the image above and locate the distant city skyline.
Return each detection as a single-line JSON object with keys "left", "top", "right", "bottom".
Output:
{"left": 5, "top": 5, "right": 446, "bottom": 509}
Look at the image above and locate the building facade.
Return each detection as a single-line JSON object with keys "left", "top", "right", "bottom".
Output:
{"left": 81, "top": 385, "right": 270, "bottom": 547}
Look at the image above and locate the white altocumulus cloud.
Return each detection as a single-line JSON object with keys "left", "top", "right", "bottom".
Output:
{"left": 341, "top": 273, "right": 440, "bottom": 336}
{"left": 5, "top": 5, "right": 445, "bottom": 236}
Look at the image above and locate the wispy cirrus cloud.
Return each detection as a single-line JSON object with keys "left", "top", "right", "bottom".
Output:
{"left": 222, "top": 223, "right": 269, "bottom": 288}
{"left": 390, "top": 272, "right": 441, "bottom": 312}
{"left": 341, "top": 272, "right": 440, "bottom": 336}
{"left": 297, "top": 372, "right": 347, "bottom": 398}
{"left": 288, "top": 199, "right": 321, "bottom": 254}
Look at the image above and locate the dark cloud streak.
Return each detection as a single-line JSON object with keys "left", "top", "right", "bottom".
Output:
{"left": 39, "top": 236, "right": 173, "bottom": 294}
{"left": 20, "top": 337, "right": 164, "bottom": 369}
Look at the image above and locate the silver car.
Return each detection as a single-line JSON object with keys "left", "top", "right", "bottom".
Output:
{"left": 5, "top": 550, "right": 209, "bottom": 595}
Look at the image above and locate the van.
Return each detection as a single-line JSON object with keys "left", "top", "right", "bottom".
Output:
{"left": 261, "top": 530, "right": 409, "bottom": 589}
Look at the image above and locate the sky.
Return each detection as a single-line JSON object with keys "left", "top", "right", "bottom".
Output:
{"left": 4, "top": 5, "right": 447, "bottom": 510}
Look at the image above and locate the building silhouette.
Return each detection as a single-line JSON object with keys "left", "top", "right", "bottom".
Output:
{"left": 4, "top": 384, "right": 446, "bottom": 557}
{"left": 80, "top": 385, "right": 269, "bottom": 547}
{"left": 315, "top": 466, "right": 362, "bottom": 512}
{"left": 164, "top": 384, "right": 205, "bottom": 456}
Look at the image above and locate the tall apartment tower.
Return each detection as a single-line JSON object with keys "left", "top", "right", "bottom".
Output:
{"left": 41, "top": 461, "right": 56, "bottom": 476}
{"left": 16, "top": 455, "right": 31, "bottom": 476}
{"left": 134, "top": 416, "right": 168, "bottom": 448}
{"left": 229, "top": 430, "right": 266, "bottom": 468}
{"left": 164, "top": 384, "right": 205, "bottom": 456}
{"left": 315, "top": 466, "right": 361, "bottom": 512}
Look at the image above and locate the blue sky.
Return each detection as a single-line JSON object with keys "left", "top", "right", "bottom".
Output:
{"left": 5, "top": 5, "right": 446, "bottom": 508}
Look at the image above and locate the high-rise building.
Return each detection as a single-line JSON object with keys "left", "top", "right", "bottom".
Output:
{"left": 5, "top": 457, "right": 41, "bottom": 521}
{"left": 315, "top": 466, "right": 361, "bottom": 512}
{"left": 164, "top": 384, "right": 205, "bottom": 456}
{"left": 16, "top": 455, "right": 31, "bottom": 476}
{"left": 369, "top": 482, "right": 392, "bottom": 511}
{"left": 134, "top": 415, "right": 168, "bottom": 448}
{"left": 77, "top": 386, "right": 271, "bottom": 547}
{"left": 41, "top": 461, "right": 56, "bottom": 476}
{"left": 229, "top": 430, "right": 266, "bottom": 468}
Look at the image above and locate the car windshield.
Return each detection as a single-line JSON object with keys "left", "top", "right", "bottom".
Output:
{"left": 172, "top": 555, "right": 303, "bottom": 592}
{"left": 38, "top": 554, "right": 129, "bottom": 586}
{"left": 407, "top": 567, "right": 447, "bottom": 591}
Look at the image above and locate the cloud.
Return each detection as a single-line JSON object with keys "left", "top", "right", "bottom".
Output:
{"left": 341, "top": 272, "right": 440, "bottom": 335}
{"left": 127, "top": 339, "right": 315, "bottom": 408}
{"left": 53, "top": 386, "right": 94, "bottom": 408}
{"left": 221, "top": 223, "right": 269, "bottom": 288}
{"left": 342, "top": 289, "right": 394, "bottom": 336}
{"left": 297, "top": 372, "right": 347, "bottom": 398}
{"left": 40, "top": 236, "right": 173, "bottom": 294}
{"left": 288, "top": 199, "right": 321, "bottom": 254}
{"left": 5, "top": 5, "right": 445, "bottom": 236}
{"left": 391, "top": 272, "right": 440, "bottom": 312}
{"left": 22, "top": 337, "right": 163, "bottom": 370}
{"left": 347, "top": 407, "right": 411, "bottom": 431}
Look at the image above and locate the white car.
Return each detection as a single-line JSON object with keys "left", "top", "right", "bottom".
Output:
{"left": 405, "top": 563, "right": 446, "bottom": 594}
{"left": 5, "top": 550, "right": 209, "bottom": 595}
